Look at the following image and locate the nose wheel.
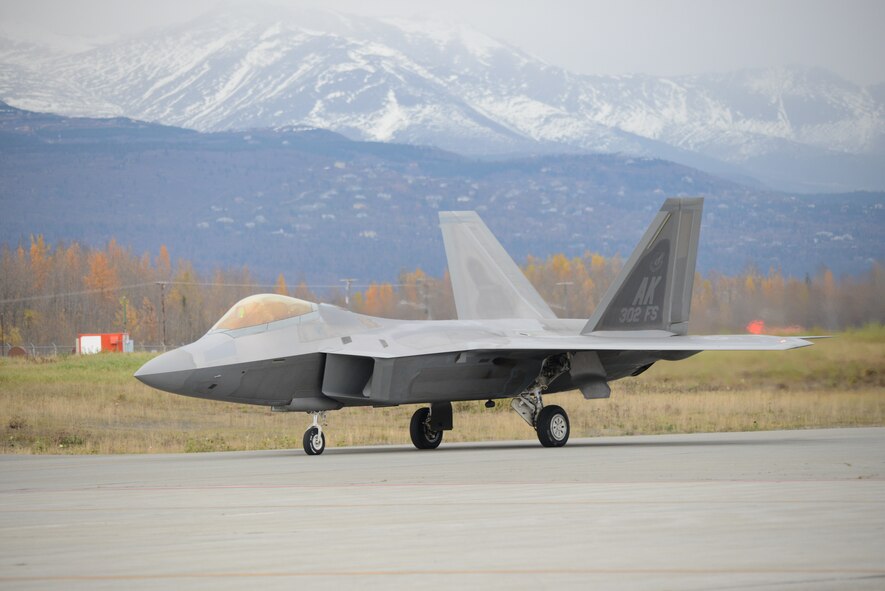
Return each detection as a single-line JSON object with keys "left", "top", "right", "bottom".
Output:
{"left": 303, "top": 412, "right": 327, "bottom": 455}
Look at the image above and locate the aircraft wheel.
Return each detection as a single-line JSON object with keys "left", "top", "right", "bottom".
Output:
{"left": 410, "top": 407, "right": 443, "bottom": 450}
{"left": 303, "top": 426, "right": 326, "bottom": 455}
{"left": 536, "top": 405, "right": 569, "bottom": 448}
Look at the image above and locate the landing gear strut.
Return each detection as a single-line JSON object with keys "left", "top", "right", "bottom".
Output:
{"left": 511, "top": 355, "right": 571, "bottom": 447}
{"left": 303, "top": 411, "right": 326, "bottom": 455}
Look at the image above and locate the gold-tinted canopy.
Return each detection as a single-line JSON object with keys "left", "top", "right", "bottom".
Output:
{"left": 211, "top": 294, "right": 316, "bottom": 331}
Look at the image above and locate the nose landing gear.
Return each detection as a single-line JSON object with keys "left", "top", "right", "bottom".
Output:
{"left": 303, "top": 411, "right": 327, "bottom": 455}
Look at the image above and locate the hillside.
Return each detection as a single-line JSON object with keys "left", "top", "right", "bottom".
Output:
{"left": 1, "top": 102, "right": 881, "bottom": 282}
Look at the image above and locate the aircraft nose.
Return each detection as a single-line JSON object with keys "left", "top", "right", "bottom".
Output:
{"left": 134, "top": 348, "right": 196, "bottom": 393}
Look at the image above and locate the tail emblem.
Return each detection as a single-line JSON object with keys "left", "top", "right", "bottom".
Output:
{"left": 649, "top": 251, "right": 665, "bottom": 273}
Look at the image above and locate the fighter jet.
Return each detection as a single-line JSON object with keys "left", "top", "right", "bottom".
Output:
{"left": 135, "top": 198, "right": 812, "bottom": 455}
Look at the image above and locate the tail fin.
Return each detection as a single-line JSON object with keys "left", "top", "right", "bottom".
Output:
{"left": 439, "top": 211, "right": 556, "bottom": 320}
{"left": 582, "top": 198, "right": 703, "bottom": 335}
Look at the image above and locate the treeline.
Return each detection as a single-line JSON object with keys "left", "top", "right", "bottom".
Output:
{"left": 1, "top": 236, "right": 882, "bottom": 351}
{"left": 523, "top": 253, "right": 885, "bottom": 334}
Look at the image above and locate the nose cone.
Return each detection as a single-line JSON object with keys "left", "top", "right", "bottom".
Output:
{"left": 134, "top": 348, "right": 196, "bottom": 393}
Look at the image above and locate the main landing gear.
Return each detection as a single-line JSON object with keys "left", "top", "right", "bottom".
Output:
{"left": 410, "top": 407, "right": 442, "bottom": 449}
{"left": 407, "top": 355, "right": 572, "bottom": 451}
{"left": 409, "top": 401, "right": 453, "bottom": 450}
{"left": 409, "top": 392, "right": 571, "bottom": 450}
{"left": 511, "top": 355, "right": 571, "bottom": 447}
{"left": 537, "top": 404, "right": 570, "bottom": 447}
{"left": 302, "top": 354, "right": 573, "bottom": 454}
{"left": 511, "top": 388, "right": 570, "bottom": 447}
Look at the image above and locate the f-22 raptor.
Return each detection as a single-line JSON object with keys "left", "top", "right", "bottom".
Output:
{"left": 135, "top": 198, "right": 812, "bottom": 455}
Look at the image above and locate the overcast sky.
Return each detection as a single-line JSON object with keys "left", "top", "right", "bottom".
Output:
{"left": 2, "top": 0, "right": 883, "bottom": 85}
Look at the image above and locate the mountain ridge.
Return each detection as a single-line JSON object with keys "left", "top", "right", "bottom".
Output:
{"left": 1, "top": 8, "right": 882, "bottom": 193}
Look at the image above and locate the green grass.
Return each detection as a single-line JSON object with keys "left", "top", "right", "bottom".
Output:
{"left": 641, "top": 325, "right": 884, "bottom": 391}
{"left": 1, "top": 326, "right": 882, "bottom": 454}
{"left": 0, "top": 352, "right": 154, "bottom": 385}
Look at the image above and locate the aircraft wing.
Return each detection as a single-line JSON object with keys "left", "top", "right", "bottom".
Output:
{"left": 439, "top": 211, "right": 557, "bottom": 321}
{"left": 516, "top": 333, "right": 811, "bottom": 352}
{"left": 322, "top": 326, "right": 813, "bottom": 359}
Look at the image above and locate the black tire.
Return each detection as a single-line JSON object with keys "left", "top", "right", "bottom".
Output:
{"left": 536, "top": 405, "right": 569, "bottom": 448}
{"left": 303, "top": 426, "right": 325, "bottom": 455}
{"left": 409, "top": 407, "right": 443, "bottom": 450}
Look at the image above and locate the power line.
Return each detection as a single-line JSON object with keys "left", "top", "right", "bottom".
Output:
{"left": 0, "top": 280, "right": 415, "bottom": 305}
{"left": 0, "top": 282, "right": 158, "bottom": 304}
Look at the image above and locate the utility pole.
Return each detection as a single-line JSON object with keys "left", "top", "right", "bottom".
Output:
{"left": 418, "top": 276, "right": 431, "bottom": 320}
{"left": 339, "top": 278, "right": 357, "bottom": 308}
{"left": 157, "top": 281, "right": 167, "bottom": 350}
{"left": 556, "top": 281, "right": 574, "bottom": 318}
{"left": 120, "top": 296, "right": 128, "bottom": 333}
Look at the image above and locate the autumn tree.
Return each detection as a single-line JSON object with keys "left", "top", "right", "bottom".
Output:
{"left": 156, "top": 245, "right": 172, "bottom": 280}
{"left": 274, "top": 273, "right": 289, "bottom": 296}
{"left": 28, "top": 235, "right": 50, "bottom": 290}
{"left": 84, "top": 251, "right": 119, "bottom": 302}
{"left": 397, "top": 268, "right": 430, "bottom": 319}
{"left": 293, "top": 280, "right": 317, "bottom": 302}
{"left": 167, "top": 261, "right": 205, "bottom": 344}
{"left": 359, "top": 282, "right": 397, "bottom": 318}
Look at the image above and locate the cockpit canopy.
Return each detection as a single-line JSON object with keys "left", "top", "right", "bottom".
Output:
{"left": 210, "top": 294, "right": 317, "bottom": 332}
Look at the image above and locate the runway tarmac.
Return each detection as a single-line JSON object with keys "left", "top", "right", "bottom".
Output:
{"left": 1, "top": 427, "right": 884, "bottom": 590}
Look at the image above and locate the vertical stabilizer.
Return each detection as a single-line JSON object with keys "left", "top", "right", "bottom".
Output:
{"left": 582, "top": 198, "right": 703, "bottom": 335}
{"left": 439, "top": 211, "right": 556, "bottom": 320}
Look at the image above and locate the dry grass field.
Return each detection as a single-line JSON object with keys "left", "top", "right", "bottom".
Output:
{"left": 1, "top": 325, "right": 882, "bottom": 454}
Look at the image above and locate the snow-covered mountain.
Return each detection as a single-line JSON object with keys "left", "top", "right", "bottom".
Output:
{"left": 1, "top": 7, "right": 883, "bottom": 191}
